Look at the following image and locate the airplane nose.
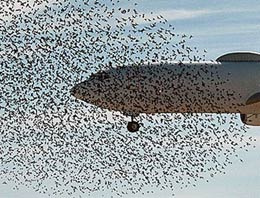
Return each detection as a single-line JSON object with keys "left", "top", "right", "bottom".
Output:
{"left": 70, "top": 85, "right": 77, "bottom": 97}
{"left": 70, "top": 71, "right": 111, "bottom": 105}
{"left": 70, "top": 80, "right": 96, "bottom": 103}
{"left": 70, "top": 82, "right": 88, "bottom": 100}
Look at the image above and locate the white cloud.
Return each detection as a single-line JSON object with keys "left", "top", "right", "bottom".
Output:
{"left": 156, "top": 9, "right": 212, "bottom": 21}
{"left": 135, "top": 7, "right": 260, "bottom": 24}
{"left": 133, "top": 9, "right": 211, "bottom": 24}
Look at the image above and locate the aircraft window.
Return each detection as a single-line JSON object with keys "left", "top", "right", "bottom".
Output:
{"left": 90, "top": 71, "right": 110, "bottom": 81}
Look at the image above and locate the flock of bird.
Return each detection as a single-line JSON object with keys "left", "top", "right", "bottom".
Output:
{"left": 0, "top": 0, "right": 257, "bottom": 197}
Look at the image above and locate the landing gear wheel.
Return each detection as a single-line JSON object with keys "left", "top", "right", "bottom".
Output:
{"left": 240, "top": 114, "right": 245, "bottom": 121}
{"left": 240, "top": 114, "right": 246, "bottom": 123}
{"left": 127, "top": 121, "right": 140, "bottom": 132}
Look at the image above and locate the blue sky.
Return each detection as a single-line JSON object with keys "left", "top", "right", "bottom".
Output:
{"left": 135, "top": 0, "right": 260, "bottom": 60}
{"left": 1, "top": 0, "right": 260, "bottom": 198}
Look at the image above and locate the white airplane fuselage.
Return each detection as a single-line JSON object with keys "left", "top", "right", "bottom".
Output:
{"left": 71, "top": 52, "right": 260, "bottom": 126}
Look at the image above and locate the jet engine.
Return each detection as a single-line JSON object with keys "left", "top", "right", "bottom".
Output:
{"left": 240, "top": 114, "right": 260, "bottom": 126}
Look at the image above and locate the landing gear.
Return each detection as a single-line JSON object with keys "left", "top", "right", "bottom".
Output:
{"left": 240, "top": 114, "right": 246, "bottom": 123}
{"left": 126, "top": 115, "right": 141, "bottom": 132}
{"left": 127, "top": 121, "right": 140, "bottom": 132}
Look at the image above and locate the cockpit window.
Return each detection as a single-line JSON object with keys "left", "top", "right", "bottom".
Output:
{"left": 90, "top": 71, "right": 110, "bottom": 81}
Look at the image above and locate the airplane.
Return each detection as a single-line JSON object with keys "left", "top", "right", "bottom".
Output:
{"left": 70, "top": 51, "right": 260, "bottom": 132}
